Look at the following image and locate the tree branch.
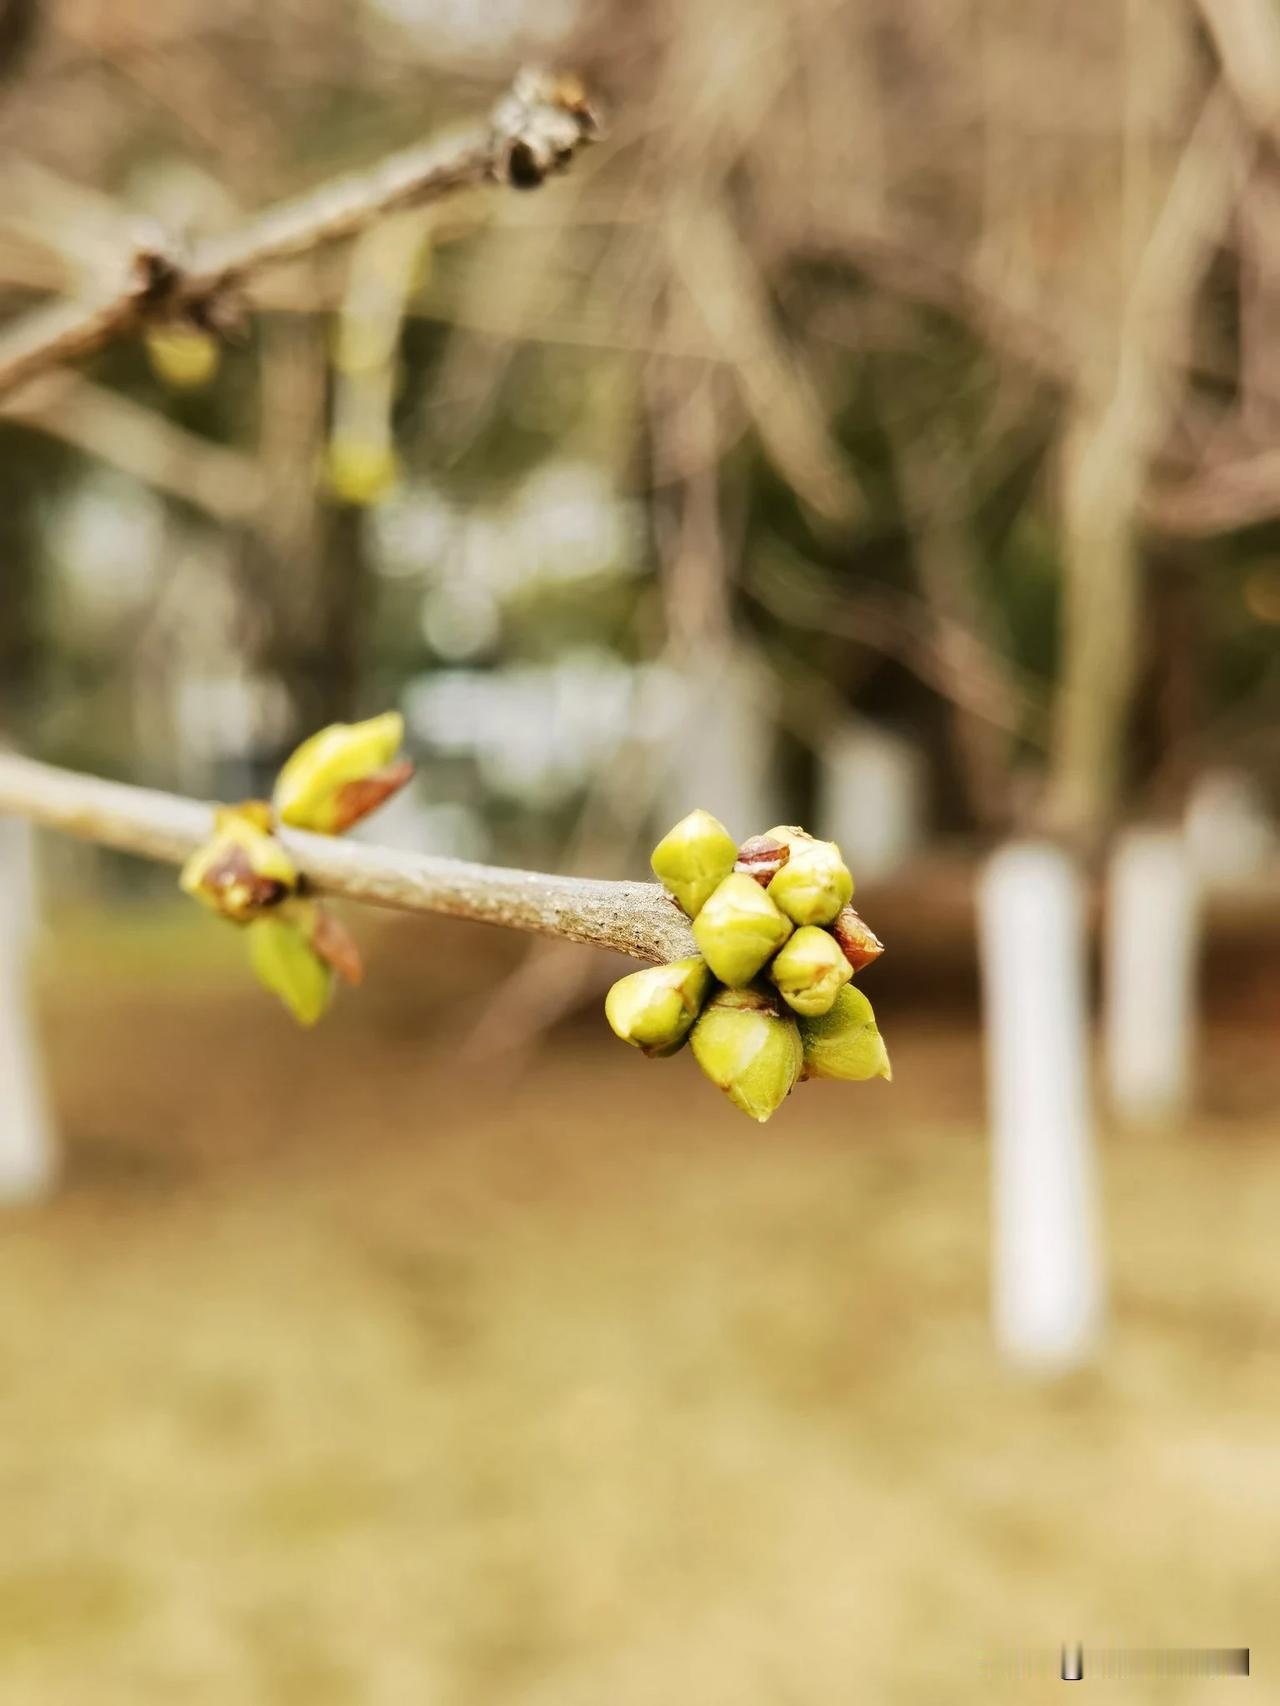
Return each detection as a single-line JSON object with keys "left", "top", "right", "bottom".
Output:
{"left": 0, "top": 68, "right": 597, "bottom": 400}
{"left": 0, "top": 752, "right": 695, "bottom": 964}
{"left": 0, "top": 371, "right": 266, "bottom": 521}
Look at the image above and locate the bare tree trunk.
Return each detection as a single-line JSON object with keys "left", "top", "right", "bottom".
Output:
{"left": 1043, "top": 83, "right": 1252, "bottom": 838}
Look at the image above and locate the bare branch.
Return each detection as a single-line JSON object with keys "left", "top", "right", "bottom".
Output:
{"left": 0, "top": 69, "right": 598, "bottom": 401}
{"left": 0, "top": 372, "right": 265, "bottom": 521}
{"left": 0, "top": 752, "right": 694, "bottom": 964}
{"left": 1145, "top": 445, "right": 1280, "bottom": 536}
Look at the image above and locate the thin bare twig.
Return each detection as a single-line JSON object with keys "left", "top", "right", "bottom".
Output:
{"left": 0, "top": 69, "right": 597, "bottom": 400}
{"left": 0, "top": 371, "right": 265, "bottom": 520}
{"left": 0, "top": 752, "right": 694, "bottom": 964}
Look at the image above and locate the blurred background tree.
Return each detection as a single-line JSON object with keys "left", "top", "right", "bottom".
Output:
{"left": 1, "top": 0, "right": 1276, "bottom": 891}
{"left": 1, "top": 10, "right": 1280, "bottom": 1703}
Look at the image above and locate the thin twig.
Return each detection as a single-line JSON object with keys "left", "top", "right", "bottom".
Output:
{"left": 0, "top": 69, "right": 597, "bottom": 400}
{"left": 0, "top": 752, "right": 694, "bottom": 964}
{"left": 0, "top": 371, "right": 266, "bottom": 520}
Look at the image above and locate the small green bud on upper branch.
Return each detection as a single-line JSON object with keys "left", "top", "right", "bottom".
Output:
{"left": 610, "top": 810, "right": 891, "bottom": 1122}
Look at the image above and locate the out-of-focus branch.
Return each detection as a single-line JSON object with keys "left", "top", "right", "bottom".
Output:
{"left": 1145, "top": 446, "right": 1280, "bottom": 537}
{"left": 0, "top": 752, "right": 695, "bottom": 964}
{"left": 0, "top": 69, "right": 598, "bottom": 400}
{"left": 888, "top": 419, "right": 1025, "bottom": 829}
{"left": 746, "top": 550, "right": 1048, "bottom": 740}
{"left": 1197, "top": 0, "right": 1280, "bottom": 142}
{"left": 0, "top": 371, "right": 265, "bottom": 520}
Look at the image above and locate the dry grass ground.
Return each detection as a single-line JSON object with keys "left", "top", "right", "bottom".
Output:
{"left": 0, "top": 908, "right": 1276, "bottom": 1704}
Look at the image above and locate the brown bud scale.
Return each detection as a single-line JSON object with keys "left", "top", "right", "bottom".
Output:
{"left": 734, "top": 835, "right": 789, "bottom": 888}
{"left": 310, "top": 906, "right": 365, "bottom": 987}
{"left": 202, "top": 846, "right": 290, "bottom": 916}
{"left": 831, "top": 905, "right": 885, "bottom": 973}
{"left": 330, "top": 758, "right": 416, "bottom": 834}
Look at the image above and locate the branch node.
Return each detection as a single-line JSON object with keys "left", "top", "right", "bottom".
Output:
{"left": 488, "top": 66, "right": 601, "bottom": 190}
{"left": 128, "top": 240, "right": 188, "bottom": 314}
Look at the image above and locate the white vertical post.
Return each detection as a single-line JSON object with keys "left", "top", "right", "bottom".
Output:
{"left": 0, "top": 816, "right": 56, "bottom": 1204}
{"left": 1104, "top": 828, "right": 1200, "bottom": 1126}
{"left": 978, "top": 842, "right": 1103, "bottom": 1372}
{"left": 815, "top": 721, "right": 926, "bottom": 882}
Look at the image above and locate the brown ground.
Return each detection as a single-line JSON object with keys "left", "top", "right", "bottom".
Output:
{"left": 1, "top": 907, "right": 1277, "bottom": 1704}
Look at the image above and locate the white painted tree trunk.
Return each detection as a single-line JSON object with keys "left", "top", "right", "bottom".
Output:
{"left": 1104, "top": 827, "right": 1200, "bottom": 1126}
{"left": 815, "top": 720, "right": 926, "bottom": 882}
{"left": 0, "top": 817, "right": 56, "bottom": 1203}
{"left": 978, "top": 842, "right": 1103, "bottom": 1372}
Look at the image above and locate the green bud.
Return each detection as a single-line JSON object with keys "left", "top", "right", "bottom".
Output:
{"left": 604, "top": 956, "right": 713, "bottom": 1057}
{"left": 274, "top": 711, "right": 413, "bottom": 835}
{"left": 769, "top": 925, "right": 853, "bottom": 1016}
{"left": 325, "top": 439, "right": 400, "bottom": 507}
{"left": 766, "top": 837, "right": 853, "bottom": 926}
{"left": 690, "top": 986, "right": 803, "bottom": 1123}
{"left": 247, "top": 916, "right": 334, "bottom": 1027}
{"left": 179, "top": 803, "right": 298, "bottom": 923}
{"left": 146, "top": 324, "right": 220, "bottom": 391}
{"left": 799, "top": 985, "right": 892, "bottom": 1082}
{"left": 692, "top": 872, "right": 793, "bottom": 986}
{"left": 650, "top": 809, "right": 738, "bottom": 918}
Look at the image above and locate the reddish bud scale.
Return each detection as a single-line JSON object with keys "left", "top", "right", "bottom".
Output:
{"left": 734, "top": 835, "right": 789, "bottom": 888}
{"left": 330, "top": 758, "right": 416, "bottom": 834}
{"left": 310, "top": 907, "right": 365, "bottom": 987}
{"left": 831, "top": 905, "right": 885, "bottom": 973}
{"left": 201, "top": 846, "right": 290, "bottom": 918}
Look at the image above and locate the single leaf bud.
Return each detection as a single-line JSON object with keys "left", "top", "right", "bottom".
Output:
{"left": 178, "top": 804, "right": 298, "bottom": 923}
{"left": 324, "top": 439, "right": 400, "bottom": 507}
{"left": 799, "top": 985, "right": 892, "bottom": 1082}
{"left": 145, "top": 323, "right": 220, "bottom": 390}
{"left": 247, "top": 916, "right": 334, "bottom": 1027}
{"left": 650, "top": 809, "right": 737, "bottom": 918}
{"left": 766, "top": 837, "right": 853, "bottom": 926}
{"left": 768, "top": 925, "right": 853, "bottom": 1017}
{"left": 273, "top": 712, "right": 413, "bottom": 835}
{"left": 690, "top": 986, "right": 803, "bottom": 1123}
{"left": 734, "top": 834, "right": 790, "bottom": 888}
{"left": 604, "top": 956, "right": 712, "bottom": 1057}
{"left": 831, "top": 905, "right": 885, "bottom": 974}
{"left": 692, "top": 872, "right": 793, "bottom": 987}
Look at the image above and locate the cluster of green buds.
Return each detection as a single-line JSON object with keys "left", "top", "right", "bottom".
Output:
{"left": 179, "top": 712, "right": 412, "bottom": 1025}
{"left": 606, "top": 811, "right": 891, "bottom": 1122}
